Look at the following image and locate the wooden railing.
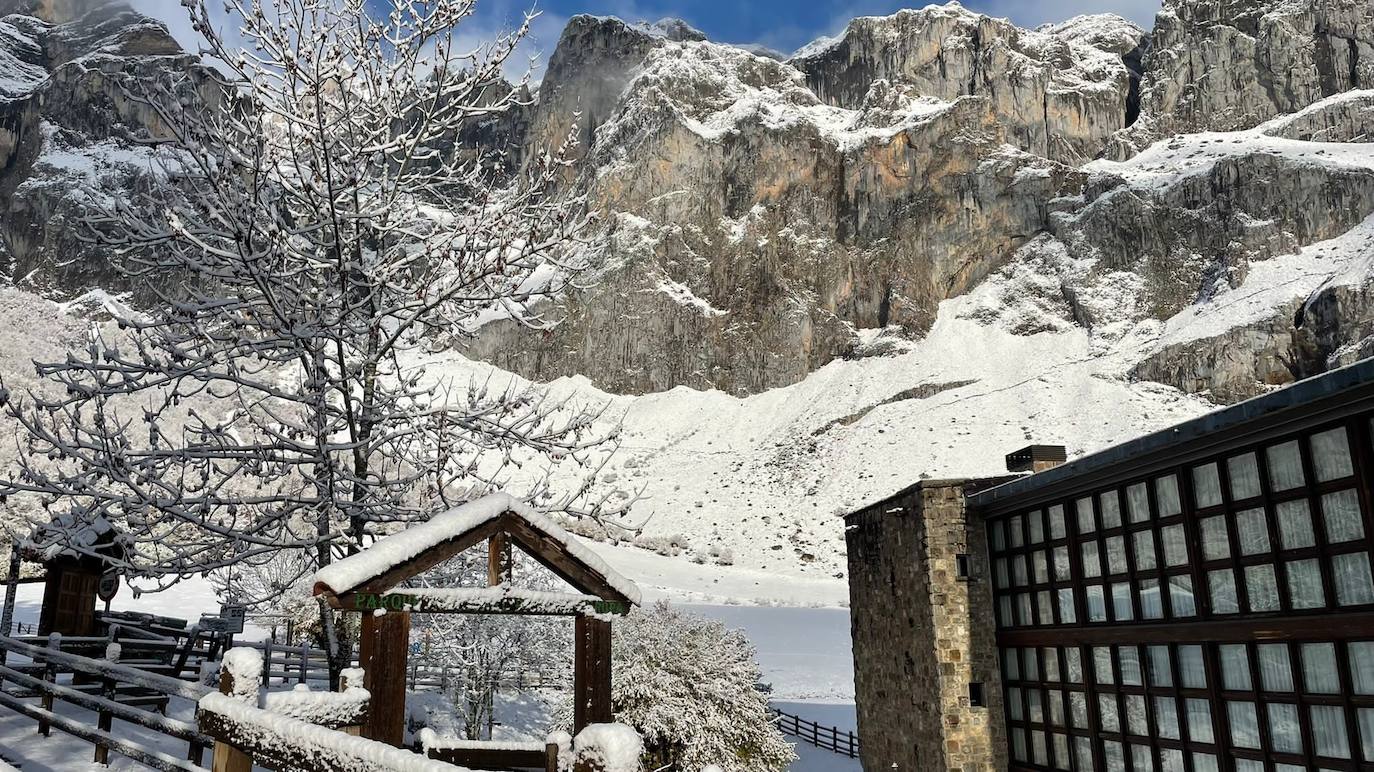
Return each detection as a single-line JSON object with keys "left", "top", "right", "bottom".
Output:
{"left": 200, "top": 648, "right": 469, "bottom": 772}
{"left": 0, "top": 633, "right": 214, "bottom": 770}
{"left": 770, "top": 707, "right": 861, "bottom": 759}
{"left": 229, "top": 637, "right": 567, "bottom": 691}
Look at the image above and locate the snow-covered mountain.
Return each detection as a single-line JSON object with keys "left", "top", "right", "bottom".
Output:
{"left": 1, "top": 0, "right": 1373, "bottom": 588}
{"left": 464, "top": 0, "right": 1374, "bottom": 400}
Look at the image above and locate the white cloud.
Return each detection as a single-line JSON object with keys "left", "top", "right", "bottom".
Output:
{"left": 979, "top": 0, "right": 1162, "bottom": 28}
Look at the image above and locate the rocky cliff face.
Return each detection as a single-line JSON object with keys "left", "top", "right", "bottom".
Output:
{"left": 792, "top": 7, "right": 1145, "bottom": 163}
{"left": 0, "top": 0, "right": 216, "bottom": 299}
{"left": 1109, "top": 0, "right": 1374, "bottom": 156}
{"left": 463, "top": 0, "right": 1373, "bottom": 402}
{"left": 2, "top": 0, "right": 1373, "bottom": 409}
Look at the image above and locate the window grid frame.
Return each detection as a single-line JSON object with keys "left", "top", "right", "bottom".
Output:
{"left": 994, "top": 414, "right": 1374, "bottom": 772}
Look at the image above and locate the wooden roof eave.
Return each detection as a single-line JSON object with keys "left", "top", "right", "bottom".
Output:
{"left": 314, "top": 511, "right": 635, "bottom": 609}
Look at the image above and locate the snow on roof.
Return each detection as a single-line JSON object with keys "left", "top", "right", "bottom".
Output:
{"left": 20, "top": 511, "right": 130, "bottom": 562}
{"left": 312, "top": 493, "right": 641, "bottom": 605}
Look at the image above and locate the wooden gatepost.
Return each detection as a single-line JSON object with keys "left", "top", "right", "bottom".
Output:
{"left": 312, "top": 492, "right": 641, "bottom": 763}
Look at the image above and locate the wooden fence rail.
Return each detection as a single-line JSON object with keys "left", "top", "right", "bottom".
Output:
{"left": 232, "top": 638, "right": 568, "bottom": 691}
{"left": 770, "top": 707, "right": 861, "bottom": 759}
{"left": 0, "top": 633, "right": 213, "bottom": 770}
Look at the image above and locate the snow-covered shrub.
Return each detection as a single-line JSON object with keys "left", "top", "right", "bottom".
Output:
{"left": 570, "top": 723, "right": 644, "bottom": 772}
{"left": 707, "top": 545, "right": 735, "bottom": 566}
{"left": 574, "top": 601, "right": 794, "bottom": 772}
{"left": 631, "top": 533, "right": 690, "bottom": 557}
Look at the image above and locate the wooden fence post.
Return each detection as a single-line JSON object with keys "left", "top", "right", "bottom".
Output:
{"left": 210, "top": 657, "right": 255, "bottom": 772}
{"left": 360, "top": 609, "right": 410, "bottom": 746}
{"left": 340, "top": 668, "right": 364, "bottom": 736}
{"left": 37, "top": 632, "right": 59, "bottom": 737}
{"left": 0, "top": 544, "right": 20, "bottom": 653}
{"left": 297, "top": 641, "right": 309, "bottom": 686}
{"left": 94, "top": 641, "right": 120, "bottom": 764}
{"left": 572, "top": 615, "right": 612, "bottom": 733}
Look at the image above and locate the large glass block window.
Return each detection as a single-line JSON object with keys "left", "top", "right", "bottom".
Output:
{"left": 1193, "top": 463, "right": 1223, "bottom": 509}
{"left": 988, "top": 416, "right": 1374, "bottom": 769}
{"left": 1311, "top": 426, "right": 1354, "bottom": 481}
{"left": 1266, "top": 440, "right": 1306, "bottom": 492}
{"left": 1000, "top": 640, "right": 1374, "bottom": 770}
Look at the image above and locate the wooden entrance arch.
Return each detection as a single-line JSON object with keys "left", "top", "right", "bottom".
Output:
{"left": 312, "top": 493, "right": 640, "bottom": 754}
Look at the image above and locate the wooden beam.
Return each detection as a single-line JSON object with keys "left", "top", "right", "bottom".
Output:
{"left": 573, "top": 615, "right": 613, "bottom": 732}
{"left": 334, "top": 591, "right": 629, "bottom": 616}
{"left": 488, "top": 533, "right": 512, "bottom": 587}
{"left": 425, "top": 745, "right": 554, "bottom": 769}
{"left": 360, "top": 609, "right": 410, "bottom": 747}
{"left": 504, "top": 516, "right": 630, "bottom": 604}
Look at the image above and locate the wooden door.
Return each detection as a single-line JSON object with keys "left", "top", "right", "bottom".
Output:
{"left": 54, "top": 570, "right": 98, "bottom": 635}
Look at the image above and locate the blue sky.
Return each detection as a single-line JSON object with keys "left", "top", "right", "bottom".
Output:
{"left": 441, "top": 0, "right": 1162, "bottom": 57}
{"left": 140, "top": 0, "right": 1162, "bottom": 75}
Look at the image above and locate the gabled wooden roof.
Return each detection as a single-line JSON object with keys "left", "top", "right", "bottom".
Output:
{"left": 311, "top": 493, "right": 640, "bottom": 611}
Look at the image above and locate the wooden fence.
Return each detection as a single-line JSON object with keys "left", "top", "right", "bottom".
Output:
{"left": 0, "top": 633, "right": 480, "bottom": 772}
{"left": 771, "top": 707, "right": 861, "bottom": 759}
{"left": 200, "top": 649, "right": 482, "bottom": 772}
{"left": 0, "top": 633, "right": 214, "bottom": 770}
{"left": 231, "top": 637, "right": 567, "bottom": 692}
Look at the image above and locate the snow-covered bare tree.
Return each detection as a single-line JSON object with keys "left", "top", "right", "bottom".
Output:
{"left": 410, "top": 550, "right": 571, "bottom": 739}
{"left": 571, "top": 602, "right": 795, "bottom": 772}
{"left": 0, "top": 0, "right": 618, "bottom": 678}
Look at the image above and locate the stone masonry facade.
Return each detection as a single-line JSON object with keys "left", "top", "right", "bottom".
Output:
{"left": 846, "top": 479, "right": 1007, "bottom": 772}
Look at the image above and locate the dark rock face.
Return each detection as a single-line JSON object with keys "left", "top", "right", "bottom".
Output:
{"left": 0, "top": 2, "right": 216, "bottom": 298}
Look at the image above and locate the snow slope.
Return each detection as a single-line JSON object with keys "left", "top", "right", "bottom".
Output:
{"left": 419, "top": 286, "right": 1215, "bottom": 582}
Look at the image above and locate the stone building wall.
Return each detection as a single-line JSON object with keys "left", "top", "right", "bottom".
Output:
{"left": 846, "top": 479, "right": 1007, "bottom": 772}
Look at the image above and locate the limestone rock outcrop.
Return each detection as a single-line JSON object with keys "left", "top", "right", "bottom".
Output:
{"left": 0, "top": 2, "right": 216, "bottom": 298}
{"left": 791, "top": 5, "right": 1146, "bottom": 163}
{"left": 1109, "top": 0, "right": 1374, "bottom": 156}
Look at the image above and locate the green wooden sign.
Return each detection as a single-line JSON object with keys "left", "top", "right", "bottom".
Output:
{"left": 347, "top": 592, "right": 629, "bottom": 616}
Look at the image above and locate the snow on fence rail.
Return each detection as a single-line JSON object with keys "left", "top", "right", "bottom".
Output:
{"left": 769, "top": 707, "right": 861, "bottom": 759}
{"left": 0, "top": 633, "right": 213, "bottom": 770}
{"left": 199, "top": 646, "right": 476, "bottom": 772}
